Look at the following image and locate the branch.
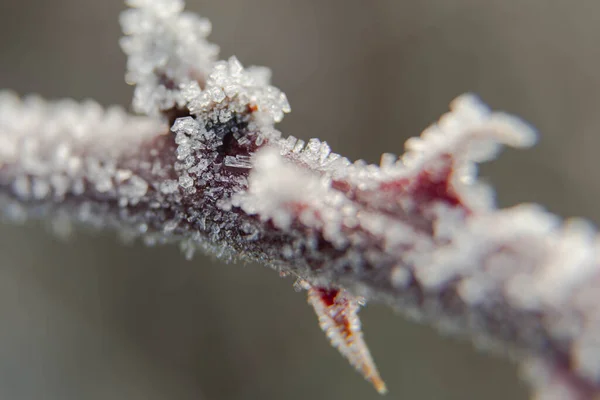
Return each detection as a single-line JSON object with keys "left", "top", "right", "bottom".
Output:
{"left": 0, "top": 1, "right": 598, "bottom": 398}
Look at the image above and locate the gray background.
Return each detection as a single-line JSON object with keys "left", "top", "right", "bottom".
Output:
{"left": 0, "top": 0, "right": 598, "bottom": 399}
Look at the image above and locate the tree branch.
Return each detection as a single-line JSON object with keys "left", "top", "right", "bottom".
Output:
{"left": 0, "top": 0, "right": 598, "bottom": 398}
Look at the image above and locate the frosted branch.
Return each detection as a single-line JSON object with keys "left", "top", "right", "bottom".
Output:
{"left": 0, "top": 1, "right": 598, "bottom": 398}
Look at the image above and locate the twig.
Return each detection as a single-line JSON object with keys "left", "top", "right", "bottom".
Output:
{"left": 0, "top": 0, "right": 598, "bottom": 398}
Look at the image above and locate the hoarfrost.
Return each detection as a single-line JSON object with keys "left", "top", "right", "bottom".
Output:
{"left": 0, "top": 0, "right": 598, "bottom": 398}
{"left": 0, "top": 91, "right": 167, "bottom": 207}
{"left": 182, "top": 56, "right": 291, "bottom": 126}
{"left": 120, "top": 0, "right": 218, "bottom": 116}
{"left": 224, "top": 155, "right": 253, "bottom": 169}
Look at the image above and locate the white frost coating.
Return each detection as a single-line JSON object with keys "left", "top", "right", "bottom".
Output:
{"left": 0, "top": 91, "right": 166, "bottom": 205}
{"left": 1, "top": 0, "right": 600, "bottom": 396}
{"left": 276, "top": 94, "right": 536, "bottom": 203}
{"left": 120, "top": 0, "right": 219, "bottom": 116}
{"left": 182, "top": 57, "right": 291, "bottom": 125}
{"left": 245, "top": 95, "right": 600, "bottom": 387}
{"left": 520, "top": 358, "right": 583, "bottom": 400}
{"left": 232, "top": 147, "right": 339, "bottom": 231}
{"left": 278, "top": 135, "right": 351, "bottom": 173}
{"left": 419, "top": 204, "right": 599, "bottom": 312}
{"left": 390, "top": 266, "right": 412, "bottom": 288}
{"left": 232, "top": 147, "right": 404, "bottom": 249}
{"left": 121, "top": 0, "right": 290, "bottom": 127}
{"left": 416, "top": 206, "right": 600, "bottom": 383}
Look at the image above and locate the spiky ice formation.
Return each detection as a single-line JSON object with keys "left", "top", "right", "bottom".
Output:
{"left": 120, "top": 0, "right": 218, "bottom": 117}
{"left": 1, "top": 0, "right": 599, "bottom": 398}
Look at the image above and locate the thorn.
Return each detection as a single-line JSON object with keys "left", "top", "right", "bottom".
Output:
{"left": 305, "top": 285, "right": 387, "bottom": 394}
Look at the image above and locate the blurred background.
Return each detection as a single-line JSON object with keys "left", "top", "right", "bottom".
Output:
{"left": 0, "top": 0, "right": 599, "bottom": 399}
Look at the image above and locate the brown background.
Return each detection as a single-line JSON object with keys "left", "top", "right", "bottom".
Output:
{"left": 1, "top": 0, "right": 598, "bottom": 399}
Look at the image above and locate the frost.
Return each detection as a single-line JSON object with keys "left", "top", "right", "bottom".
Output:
{"left": 232, "top": 148, "right": 342, "bottom": 232}
{"left": 0, "top": 91, "right": 167, "bottom": 206}
{"left": 390, "top": 266, "right": 411, "bottom": 288}
{"left": 120, "top": 0, "right": 218, "bottom": 116}
{"left": 0, "top": 0, "right": 599, "bottom": 398}
{"left": 172, "top": 116, "right": 200, "bottom": 135}
{"left": 183, "top": 56, "right": 291, "bottom": 126}
{"left": 119, "top": 175, "right": 149, "bottom": 200}
{"left": 121, "top": 0, "right": 289, "bottom": 129}
{"left": 178, "top": 174, "right": 194, "bottom": 189}
{"left": 224, "top": 155, "right": 252, "bottom": 169}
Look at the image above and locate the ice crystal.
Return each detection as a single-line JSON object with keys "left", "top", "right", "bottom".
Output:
{"left": 120, "top": 0, "right": 218, "bottom": 116}
{"left": 0, "top": 92, "right": 166, "bottom": 209}
{"left": 182, "top": 57, "right": 290, "bottom": 126}
{"left": 1, "top": 0, "right": 599, "bottom": 398}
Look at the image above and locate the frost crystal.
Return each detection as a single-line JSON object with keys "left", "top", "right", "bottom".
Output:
{"left": 0, "top": 91, "right": 166, "bottom": 207}
{"left": 223, "top": 155, "right": 252, "bottom": 169}
{"left": 120, "top": 0, "right": 218, "bottom": 116}
{"left": 183, "top": 57, "right": 290, "bottom": 125}
{"left": 1, "top": 0, "right": 599, "bottom": 398}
